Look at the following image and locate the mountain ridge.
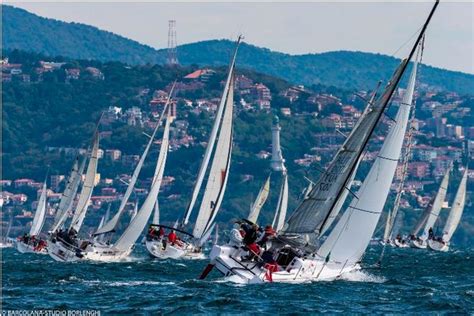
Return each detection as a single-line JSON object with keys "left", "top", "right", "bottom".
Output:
{"left": 3, "top": 5, "right": 473, "bottom": 94}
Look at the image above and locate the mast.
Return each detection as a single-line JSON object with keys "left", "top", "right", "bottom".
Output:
{"left": 51, "top": 155, "right": 86, "bottom": 233}
{"left": 284, "top": 0, "right": 439, "bottom": 237}
{"left": 192, "top": 75, "right": 235, "bottom": 240}
{"left": 384, "top": 48, "right": 421, "bottom": 241}
{"left": 181, "top": 36, "right": 242, "bottom": 227}
{"left": 114, "top": 108, "right": 172, "bottom": 252}
{"left": 69, "top": 132, "right": 100, "bottom": 233}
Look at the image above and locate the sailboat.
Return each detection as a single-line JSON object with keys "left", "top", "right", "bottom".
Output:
{"left": 428, "top": 167, "right": 468, "bottom": 252}
{"left": 48, "top": 131, "right": 100, "bottom": 262}
{"left": 409, "top": 165, "right": 451, "bottom": 249}
{"left": 201, "top": 2, "right": 438, "bottom": 283}
{"left": 15, "top": 176, "right": 48, "bottom": 254}
{"left": 83, "top": 107, "right": 172, "bottom": 262}
{"left": 145, "top": 36, "right": 242, "bottom": 260}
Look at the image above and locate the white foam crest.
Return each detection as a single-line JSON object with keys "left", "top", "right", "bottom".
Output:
{"left": 339, "top": 270, "right": 386, "bottom": 283}
{"left": 106, "top": 280, "right": 175, "bottom": 287}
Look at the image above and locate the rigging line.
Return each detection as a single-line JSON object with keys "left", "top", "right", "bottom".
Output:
{"left": 390, "top": 25, "right": 423, "bottom": 58}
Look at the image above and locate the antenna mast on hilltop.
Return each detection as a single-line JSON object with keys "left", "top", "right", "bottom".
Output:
{"left": 167, "top": 20, "right": 179, "bottom": 66}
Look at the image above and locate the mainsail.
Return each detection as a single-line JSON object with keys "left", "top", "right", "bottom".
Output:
{"left": 272, "top": 172, "right": 289, "bottom": 232}
{"left": 95, "top": 84, "right": 176, "bottom": 236}
{"left": 51, "top": 156, "right": 86, "bottom": 233}
{"left": 69, "top": 132, "right": 100, "bottom": 233}
{"left": 317, "top": 50, "right": 419, "bottom": 264}
{"left": 113, "top": 109, "right": 171, "bottom": 252}
{"left": 247, "top": 175, "right": 271, "bottom": 224}
{"left": 284, "top": 0, "right": 438, "bottom": 237}
{"left": 29, "top": 179, "right": 48, "bottom": 236}
{"left": 181, "top": 36, "right": 242, "bottom": 227}
{"left": 285, "top": 62, "right": 406, "bottom": 236}
{"left": 419, "top": 166, "right": 450, "bottom": 241}
{"left": 442, "top": 168, "right": 468, "bottom": 242}
{"left": 192, "top": 77, "right": 234, "bottom": 240}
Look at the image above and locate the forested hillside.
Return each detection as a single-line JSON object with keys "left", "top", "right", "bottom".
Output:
{"left": 3, "top": 5, "right": 473, "bottom": 94}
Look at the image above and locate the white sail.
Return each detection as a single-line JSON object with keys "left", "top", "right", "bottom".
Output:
{"left": 51, "top": 156, "right": 86, "bottom": 233}
{"left": 95, "top": 86, "right": 175, "bottom": 236}
{"left": 96, "top": 204, "right": 111, "bottom": 243}
{"left": 69, "top": 132, "right": 100, "bottom": 233}
{"left": 382, "top": 209, "right": 392, "bottom": 242}
{"left": 442, "top": 168, "right": 468, "bottom": 242}
{"left": 272, "top": 172, "right": 289, "bottom": 232}
{"left": 284, "top": 68, "right": 404, "bottom": 236}
{"left": 113, "top": 111, "right": 171, "bottom": 252}
{"left": 385, "top": 123, "right": 415, "bottom": 240}
{"left": 247, "top": 175, "right": 271, "bottom": 223}
{"left": 192, "top": 78, "right": 234, "bottom": 240}
{"left": 130, "top": 202, "right": 138, "bottom": 223}
{"left": 29, "top": 180, "right": 48, "bottom": 236}
{"left": 152, "top": 201, "right": 160, "bottom": 225}
{"left": 318, "top": 55, "right": 417, "bottom": 265}
{"left": 420, "top": 166, "right": 450, "bottom": 241}
{"left": 182, "top": 37, "right": 241, "bottom": 226}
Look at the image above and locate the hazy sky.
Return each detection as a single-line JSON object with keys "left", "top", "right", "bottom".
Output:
{"left": 7, "top": 1, "right": 474, "bottom": 74}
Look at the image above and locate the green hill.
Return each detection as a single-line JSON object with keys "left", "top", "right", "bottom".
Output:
{"left": 3, "top": 5, "right": 473, "bottom": 95}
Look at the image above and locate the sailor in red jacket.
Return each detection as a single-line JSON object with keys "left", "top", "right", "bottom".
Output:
{"left": 168, "top": 230, "right": 177, "bottom": 244}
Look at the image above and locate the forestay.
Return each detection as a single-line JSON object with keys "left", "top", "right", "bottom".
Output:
{"left": 284, "top": 63, "right": 406, "bottom": 236}
{"left": 317, "top": 54, "right": 418, "bottom": 264}
{"left": 248, "top": 175, "right": 271, "bottom": 224}
{"left": 420, "top": 166, "right": 450, "bottom": 241}
{"left": 69, "top": 132, "right": 100, "bottom": 233}
{"left": 192, "top": 78, "right": 234, "bottom": 240}
{"left": 442, "top": 168, "right": 468, "bottom": 242}
{"left": 29, "top": 179, "right": 47, "bottom": 236}
{"left": 114, "top": 110, "right": 171, "bottom": 252}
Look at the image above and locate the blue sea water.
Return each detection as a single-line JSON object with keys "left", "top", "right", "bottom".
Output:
{"left": 2, "top": 245, "right": 474, "bottom": 314}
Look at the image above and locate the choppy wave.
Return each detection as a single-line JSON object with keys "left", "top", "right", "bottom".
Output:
{"left": 2, "top": 245, "right": 474, "bottom": 313}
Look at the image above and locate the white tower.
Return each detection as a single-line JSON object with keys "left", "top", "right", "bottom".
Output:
{"left": 271, "top": 115, "right": 285, "bottom": 172}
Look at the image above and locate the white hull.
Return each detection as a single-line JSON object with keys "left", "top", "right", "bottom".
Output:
{"left": 410, "top": 239, "right": 427, "bottom": 249}
{"left": 427, "top": 239, "right": 449, "bottom": 252}
{"left": 47, "top": 239, "right": 84, "bottom": 262}
{"left": 15, "top": 240, "right": 47, "bottom": 254}
{"left": 146, "top": 239, "right": 206, "bottom": 260}
{"left": 208, "top": 245, "right": 358, "bottom": 284}
{"left": 82, "top": 243, "right": 132, "bottom": 262}
{"left": 393, "top": 239, "right": 409, "bottom": 248}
